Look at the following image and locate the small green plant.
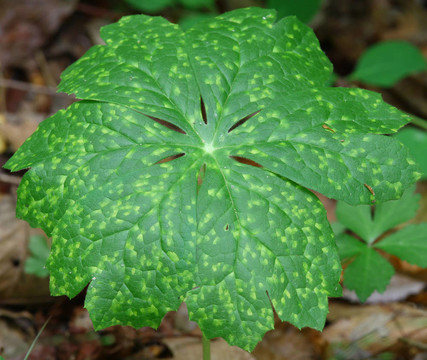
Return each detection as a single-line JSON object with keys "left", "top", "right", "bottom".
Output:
{"left": 267, "top": 0, "right": 323, "bottom": 23}
{"left": 125, "top": 0, "right": 214, "bottom": 13}
{"left": 335, "top": 186, "right": 427, "bottom": 302}
{"left": 343, "top": 39, "right": 427, "bottom": 185}
{"left": 4, "top": 8, "right": 420, "bottom": 352}
{"left": 25, "top": 235, "right": 50, "bottom": 278}
{"left": 349, "top": 40, "right": 427, "bottom": 87}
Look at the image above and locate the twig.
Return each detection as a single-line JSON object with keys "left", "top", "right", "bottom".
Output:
{"left": 399, "top": 337, "right": 427, "bottom": 351}
{"left": 0, "top": 173, "right": 22, "bottom": 185}
{"left": 0, "top": 79, "right": 70, "bottom": 97}
{"left": 36, "top": 51, "right": 57, "bottom": 88}
{"left": 76, "top": 3, "right": 124, "bottom": 19}
{"left": 0, "top": 63, "right": 6, "bottom": 114}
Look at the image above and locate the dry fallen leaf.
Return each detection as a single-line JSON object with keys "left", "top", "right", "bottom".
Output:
{"left": 0, "top": 309, "right": 34, "bottom": 359}
{"left": 0, "top": 194, "right": 29, "bottom": 297}
{"left": 0, "top": 110, "right": 41, "bottom": 152}
{"left": 253, "top": 324, "right": 325, "bottom": 360}
{"left": 325, "top": 302, "right": 427, "bottom": 358}
{"left": 0, "top": 0, "right": 77, "bottom": 68}
{"left": 0, "top": 194, "right": 50, "bottom": 303}
{"left": 163, "top": 336, "right": 255, "bottom": 360}
{"left": 342, "top": 273, "right": 426, "bottom": 304}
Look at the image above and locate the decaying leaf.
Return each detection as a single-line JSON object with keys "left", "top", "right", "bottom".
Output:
{"left": 0, "top": 194, "right": 50, "bottom": 302}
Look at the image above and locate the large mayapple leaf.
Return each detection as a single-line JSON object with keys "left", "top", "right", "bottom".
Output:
{"left": 4, "top": 8, "right": 420, "bottom": 351}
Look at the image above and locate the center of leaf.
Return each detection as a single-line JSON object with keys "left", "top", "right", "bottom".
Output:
{"left": 204, "top": 142, "right": 215, "bottom": 153}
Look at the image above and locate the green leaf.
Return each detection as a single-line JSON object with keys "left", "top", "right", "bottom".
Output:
{"left": 335, "top": 201, "right": 372, "bottom": 242}
{"left": 179, "top": 0, "right": 214, "bottom": 9}
{"left": 330, "top": 221, "right": 346, "bottom": 236}
{"left": 336, "top": 233, "right": 366, "bottom": 260}
{"left": 25, "top": 235, "right": 50, "bottom": 278}
{"left": 350, "top": 41, "right": 427, "bottom": 87}
{"left": 335, "top": 186, "right": 423, "bottom": 301}
{"left": 336, "top": 186, "right": 419, "bottom": 243}
{"left": 343, "top": 247, "right": 395, "bottom": 302}
{"left": 371, "top": 185, "right": 420, "bottom": 239}
{"left": 394, "top": 127, "right": 427, "bottom": 179}
{"left": 4, "top": 8, "right": 419, "bottom": 350}
{"left": 179, "top": 13, "right": 217, "bottom": 30}
{"left": 125, "top": 0, "right": 174, "bottom": 13}
{"left": 267, "top": 0, "right": 322, "bottom": 23}
{"left": 375, "top": 224, "right": 427, "bottom": 267}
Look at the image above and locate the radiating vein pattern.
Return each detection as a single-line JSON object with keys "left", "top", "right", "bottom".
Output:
{"left": 5, "top": 7, "right": 420, "bottom": 351}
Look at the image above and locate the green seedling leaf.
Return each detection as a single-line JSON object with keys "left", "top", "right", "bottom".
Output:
{"left": 335, "top": 202, "right": 373, "bottom": 242}
{"left": 267, "top": 0, "right": 322, "bottom": 23}
{"left": 375, "top": 224, "right": 427, "bottom": 267}
{"left": 343, "top": 246, "right": 395, "bottom": 302}
{"left": 336, "top": 233, "right": 366, "bottom": 260}
{"left": 394, "top": 127, "right": 427, "bottom": 179}
{"left": 372, "top": 185, "right": 420, "bottom": 239}
{"left": 125, "top": 0, "right": 174, "bottom": 13}
{"left": 336, "top": 185, "right": 419, "bottom": 243}
{"left": 25, "top": 235, "right": 50, "bottom": 278}
{"left": 5, "top": 8, "right": 420, "bottom": 350}
{"left": 336, "top": 186, "right": 424, "bottom": 301}
{"left": 330, "top": 221, "right": 346, "bottom": 237}
{"left": 350, "top": 41, "right": 427, "bottom": 87}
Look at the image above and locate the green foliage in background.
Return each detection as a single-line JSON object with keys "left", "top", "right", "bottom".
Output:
{"left": 25, "top": 235, "right": 50, "bottom": 278}
{"left": 178, "top": 13, "right": 217, "bottom": 30}
{"left": 335, "top": 186, "right": 427, "bottom": 302}
{"left": 394, "top": 127, "right": 427, "bottom": 179}
{"left": 125, "top": 0, "right": 214, "bottom": 13}
{"left": 350, "top": 41, "right": 427, "bottom": 87}
{"left": 267, "top": 0, "right": 323, "bottom": 23}
{"left": 5, "top": 8, "right": 420, "bottom": 351}
{"left": 125, "top": 0, "right": 171, "bottom": 13}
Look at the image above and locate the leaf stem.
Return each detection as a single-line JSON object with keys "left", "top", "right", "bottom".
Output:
{"left": 410, "top": 116, "right": 427, "bottom": 131}
{"left": 202, "top": 333, "right": 211, "bottom": 360}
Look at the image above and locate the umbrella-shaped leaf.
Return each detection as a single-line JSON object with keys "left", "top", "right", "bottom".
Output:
{"left": 4, "top": 8, "right": 420, "bottom": 350}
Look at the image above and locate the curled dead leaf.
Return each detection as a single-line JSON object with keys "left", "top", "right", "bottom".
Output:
{"left": 0, "top": 194, "right": 50, "bottom": 303}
